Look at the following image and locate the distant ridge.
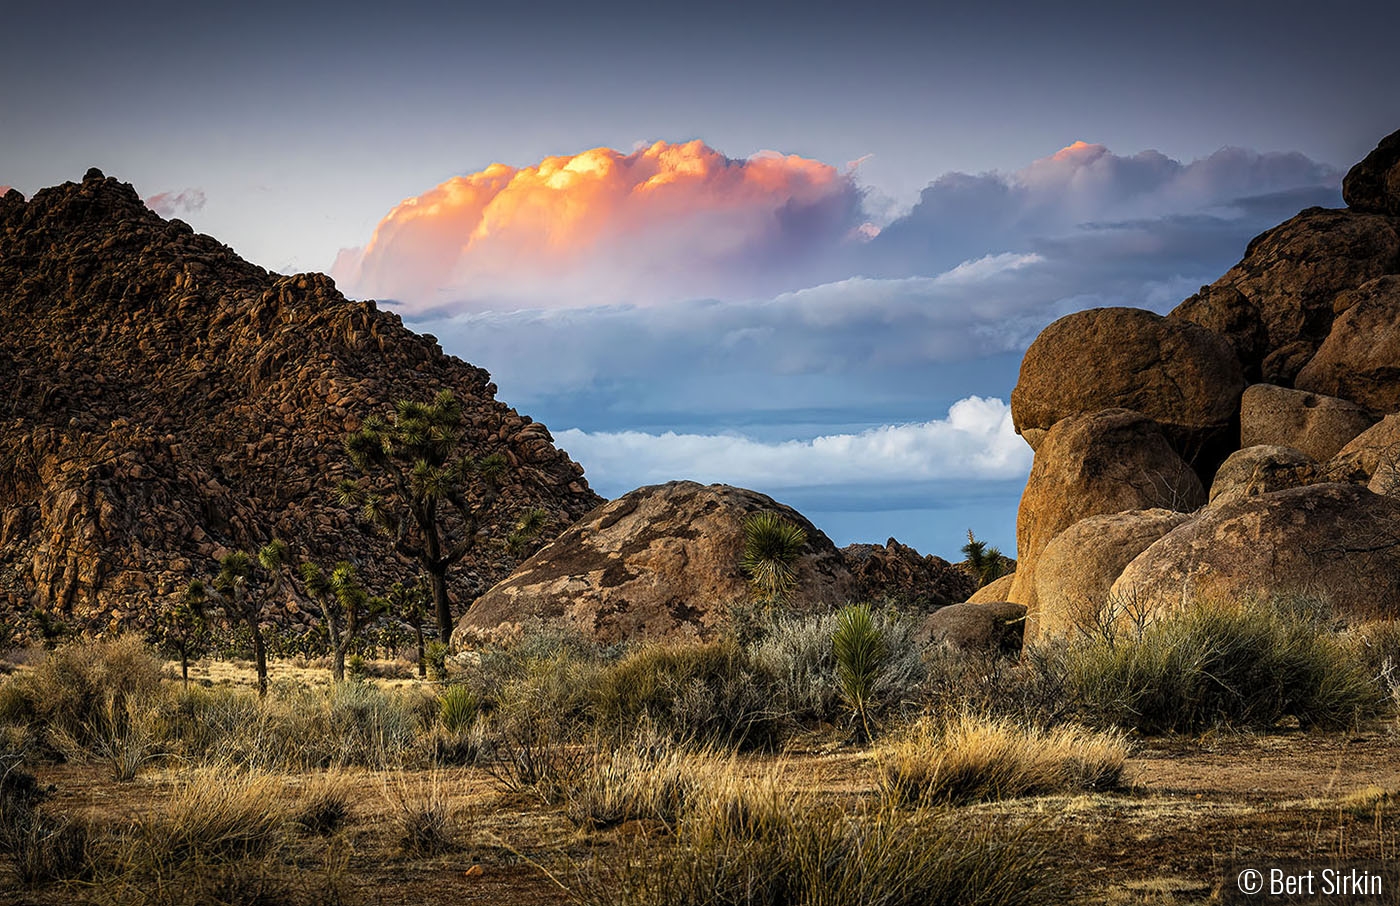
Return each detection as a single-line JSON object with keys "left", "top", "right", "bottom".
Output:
{"left": 0, "top": 169, "right": 603, "bottom": 635}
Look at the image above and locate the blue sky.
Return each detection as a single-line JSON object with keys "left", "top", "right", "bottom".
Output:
{"left": 5, "top": 0, "right": 1400, "bottom": 558}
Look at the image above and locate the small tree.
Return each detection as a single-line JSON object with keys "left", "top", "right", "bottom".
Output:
{"left": 962, "top": 529, "right": 1010, "bottom": 588}
{"left": 387, "top": 577, "right": 434, "bottom": 678}
{"left": 832, "top": 603, "right": 886, "bottom": 744}
{"left": 212, "top": 540, "right": 288, "bottom": 697}
{"left": 300, "top": 560, "right": 384, "bottom": 683}
{"left": 154, "top": 580, "right": 212, "bottom": 687}
{"left": 339, "top": 391, "right": 514, "bottom": 644}
{"left": 739, "top": 512, "right": 808, "bottom": 606}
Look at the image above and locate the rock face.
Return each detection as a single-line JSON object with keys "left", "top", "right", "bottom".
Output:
{"left": 1170, "top": 208, "right": 1400, "bottom": 383}
{"left": 1010, "top": 307, "right": 1245, "bottom": 463}
{"left": 1294, "top": 276, "right": 1400, "bottom": 413}
{"left": 1111, "top": 484, "right": 1400, "bottom": 620}
{"left": 456, "top": 482, "right": 857, "bottom": 643}
{"left": 916, "top": 602, "right": 1027, "bottom": 655}
{"left": 967, "top": 573, "right": 1015, "bottom": 604}
{"left": 1238, "top": 384, "right": 1375, "bottom": 461}
{"left": 1343, "top": 127, "right": 1400, "bottom": 216}
{"left": 1031, "top": 509, "right": 1191, "bottom": 639}
{"left": 1325, "top": 414, "right": 1400, "bottom": 494}
{"left": 0, "top": 170, "right": 602, "bottom": 635}
{"left": 840, "top": 538, "right": 978, "bottom": 610}
{"left": 1209, "top": 445, "right": 1319, "bottom": 504}
{"left": 1007, "top": 409, "right": 1206, "bottom": 616}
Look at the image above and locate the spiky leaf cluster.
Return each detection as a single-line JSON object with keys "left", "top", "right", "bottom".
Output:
{"left": 740, "top": 512, "right": 808, "bottom": 604}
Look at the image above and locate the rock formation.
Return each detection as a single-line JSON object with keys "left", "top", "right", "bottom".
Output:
{"left": 0, "top": 170, "right": 602, "bottom": 636}
{"left": 916, "top": 602, "right": 1027, "bottom": 655}
{"left": 1005, "top": 128, "right": 1400, "bottom": 638}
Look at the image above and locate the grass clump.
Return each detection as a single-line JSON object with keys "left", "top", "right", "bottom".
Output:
{"left": 561, "top": 738, "right": 709, "bottom": 830}
{"left": 877, "top": 712, "right": 1128, "bottom": 807}
{"left": 1066, "top": 595, "right": 1387, "bottom": 733}
{"left": 596, "top": 774, "right": 1059, "bottom": 906}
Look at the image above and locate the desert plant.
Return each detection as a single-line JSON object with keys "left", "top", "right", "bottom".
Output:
{"left": 560, "top": 737, "right": 707, "bottom": 830}
{"left": 340, "top": 390, "right": 541, "bottom": 643}
{"left": 386, "top": 774, "right": 456, "bottom": 856}
{"left": 300, "top": 560, "right": 386, "bottom": 683}
{"left": 151, "top": 580, "right": 212, "bottom": 687}
{"left": 437, "top": 685, "right": 479, "bottom": 733}
{"left": 211, "top": 541, "right": 290, "bottom": 697}
{"left": 833, "top": 603, "right": 885, "bottom": 742}
{"left": 877, "top": 712, "right": 1128, "bottom": 807}
{"left": 740, "top": 512, "right": 808, "bottom": 605}
{"left": 1066, "top": 594, "right": 1387, "bottom": 733}
{"left": 387, "top": 576, "right": 434, "bottom": 678}
{"left": 961, "top": 529, "right": 1011, "bottom": 588}
{"left": 295, "top": 776, "right": 352, "bottom": 837}
{"left": 506, "top": 506, "right": 551, "bottom": 558}
{"left": 156, "top": 767, "right": 289, "bottom": 863}
{"left": 10, "top": 635, "right": 163, "bottom": 752}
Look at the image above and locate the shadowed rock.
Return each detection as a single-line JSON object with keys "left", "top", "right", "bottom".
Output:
{"left": 1295, "top": 276, "right": 1400, "bottom": 414}
{"left": 916, "top": 602, "right": 1026, "bottom": 655}
{"left": 1343, "top": 127, "right": 1400, "bottom": 216}
{"left": 1209, "top": 445, "right": 1319, "bottom": 504}
{"left": 1239, "top": 384, "right": 1375, "bottom": 461}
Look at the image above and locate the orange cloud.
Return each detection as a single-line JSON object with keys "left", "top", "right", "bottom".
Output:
{"left": 333, "top": 140, "right": 861, "bottom": 312}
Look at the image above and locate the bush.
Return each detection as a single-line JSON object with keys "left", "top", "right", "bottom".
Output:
{"left": 594, "top": 638, "right": 784, "bottom": 750}
{"left": 561, "top": 737, "right": 708, "bottom": 830}
{"left": 877, "top": 712, "right": 1128, "bottom": 807}
{"left": 1065, "top": 595, "right": 1387, "bottom": 733}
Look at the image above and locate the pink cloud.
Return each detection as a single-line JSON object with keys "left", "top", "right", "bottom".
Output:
{"left": 145, "top": 188, "right": 206, "bottom": 217}
{"left": 332, "top": 140, "right": 863, "bottom": 312}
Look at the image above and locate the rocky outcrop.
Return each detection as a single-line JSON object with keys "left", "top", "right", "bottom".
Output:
{"left": 1007, "top": 409, "right": 1205, "bottom": 616}
{"left": 1343, "top": 128, "right": 1400, "bottom": 216}
{"left": 967, "top": 573, "right": 1015, "bottom": 604}
{"left": 1209, "top": 445, "right": 1319, "bottom": 504}
{"left": 1294, "top": 276, "right": 1400, "bottom": 413}
{"left": 840, "top": 538, "right": 978, "bottom": 610}
{"left": 916, "top": 602, "right": 1026, "bottom": 655}
{"left": 0, "top": 170, "right": 602, "bottom": 635}
{"left": 1010, "top": 307, "right": 1245, "bottom": 463}
{"left": 1169, "top": 209, "right": 1400, "bottom": 383}
{"left": 1110, "top": 484, "right": 1400, "bottom": 621}
{"left": 456, "top": 482, "right": 856, "bottom": 644}
{"left": 1031, "top": 509, "right": 1191, "bottom": 638}
{"left": 1238, "top": 384, "right": 1375, "bottom": 461}
{"left": 1325, "top": 414, "right": 1400, "bottom": 494}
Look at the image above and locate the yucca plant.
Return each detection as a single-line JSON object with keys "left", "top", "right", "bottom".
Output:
{"left": 833, "top": 604, "right": 886, "bottom": 743}
{"left": 740, "top": 512, "right": 808, "bottom": 606}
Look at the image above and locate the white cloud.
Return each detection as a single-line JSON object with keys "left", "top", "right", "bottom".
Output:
{"left": 555, "top": 396, "right": 1031, "bottom": 492}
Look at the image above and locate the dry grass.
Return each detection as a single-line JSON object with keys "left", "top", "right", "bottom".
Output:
{"left": 877, "top": 712, "right": 1129, "bottom": 806}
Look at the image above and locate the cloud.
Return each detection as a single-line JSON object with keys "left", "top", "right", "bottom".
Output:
{"left": 332, "top": 140, "right": 864, "bottom": 313}
{"left": 556, "top": 396, "right": 1030, "bottom": 495}
{"left": 145, "top": 188, "right": 207, "bottom": 217}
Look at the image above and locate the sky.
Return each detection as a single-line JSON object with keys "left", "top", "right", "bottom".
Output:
{"left": 5, "top": 0, "right": 1400, "bottom": 559}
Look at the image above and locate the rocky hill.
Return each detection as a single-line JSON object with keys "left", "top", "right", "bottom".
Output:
{"left": 0, "top": 169, "right": 603, "bottom": 637}
{"left": 1002, "top": 128, "right": 1400, "bottom": 637}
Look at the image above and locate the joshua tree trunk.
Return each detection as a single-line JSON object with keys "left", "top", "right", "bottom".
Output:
{"left": 429, "top": 568, "right": 453, "bottom": 646}
{"left": 249, "top": 618, "right": 269, "bottom": 698}
{"left": 414, "top": 623, "right": 426, "bottom": 679}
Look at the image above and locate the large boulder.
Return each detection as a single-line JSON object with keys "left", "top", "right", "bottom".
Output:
{"left": 1110, "top": 483, "right": 1400, "bottom": 620}
{"left": 1209, "top": 445, "right": 1319, "bottom": 505}
{"left": 968, "top": 573, "right": 1015, "bottom": 604}
{"left": 455, "top": 482, "right": 855, "bottom": 643}
{"left": 1169, "top": 209, "right": 1400, "bottom": 383}
{"left": 917, "top": 602, "right": 1027, "bottom": 655}
{"left": 841, "top": 538, "right": 979, "bottom": 609}
{"left": 1295, "top": 276, "right": 1400, "bottom": 414}
{"left": 1031, "top": 509, "right": 1191, "bottom": 639}
{"left": 1325, "top": 414, "right": 1400, "bottom": 494}
{"left": 1343, "top": 127, "right": 1400, "bottom": 216}
{"left": 1007, "top": 409, "right": 1206, "bottom": 614}
{"left": 1238, "top": 384, "right": 1375, "bottom": 461}
{"left": 1010, "top": 308, "right": 1245, "bottom": 464}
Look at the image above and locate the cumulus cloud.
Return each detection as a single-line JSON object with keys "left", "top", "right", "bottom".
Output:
{"left": 556, "top": 396, "right": 1030, "bottom": 493}
{"left": 145, "top": 188, "right": 207, "bottom": 217}
{"left": 332, "top": 140, "right": 864, "bottom": 312}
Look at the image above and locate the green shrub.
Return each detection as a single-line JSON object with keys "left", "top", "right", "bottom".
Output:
{"left": 833, "top": 604, "right": 886, "bottom": 742}
{"left": 437, "top": 685, "right": 479, "bottom": 733}
{"left": 594, "top": 638, "right": 784, "bottom": 750}
{"left": 1066, "top": 595, "right": 1387, "bottom": 733}
{"left": 11, "top": 635, "right": 163, "bottom": 752}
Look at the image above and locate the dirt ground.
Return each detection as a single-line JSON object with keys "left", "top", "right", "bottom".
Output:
{"left": 5, "top": 727, "right": 1400, "bottom": 905}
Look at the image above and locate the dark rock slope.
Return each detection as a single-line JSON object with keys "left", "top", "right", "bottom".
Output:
{"left": 0, "top": 169, "right": 602, "bottom": 635}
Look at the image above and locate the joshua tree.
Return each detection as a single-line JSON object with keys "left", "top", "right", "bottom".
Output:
{"left": 339, "top": 391, "right": 515, "bottom": 644}
{"left": 154, "top": 580, "right": 212, "bottom": 687}
{"left": 962, "top": 529, "right": 1010, "bottom": 588}
{"left": 387, "top": 576, "right": 434, "bottom": 678}
{"left": 212, "top": 540, "right": 288, "bottom": 697}
{"left": 300, "top": 560, "right": 384, "bottom": 683}
{"left": 832, "top": 603, "right": 886, "bottom": 744}
{"left": 739, "top": 512, "right": 808, "bottom": 606}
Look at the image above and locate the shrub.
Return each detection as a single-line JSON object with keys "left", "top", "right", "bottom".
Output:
{"left": 154, "top": 768, "right": 289, "bottom": 863}
{"left": 833, "top": 604, "right": 886, "bottom": 742}
{"left": 386, "top": 775, "right": 455, "bottom": 857}
{"left": 594, "top": 638, "right": 784, "bottom": 750}
{"left": 877, "top": 712, "right": 1128, "bottom": 807}
{"left": 1066, "top": 595, "right": 1387, "bottom": 733}
{"left": 295, "top": 775, "right": 352, "bottom": 837}
{"left": 437, "top": 685, "right": 479, "bottom": 733}
{"left": 561, "top": 738, "right": 709, "bottom": 830}
{"left": 11, "top": 635, "right": 162, "bottom": 752}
